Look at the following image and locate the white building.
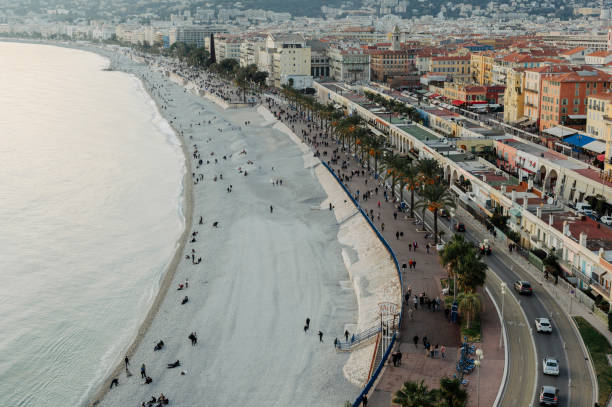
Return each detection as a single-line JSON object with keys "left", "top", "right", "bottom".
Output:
{"left": 216, "top": 35, "right": 242, "bottom": 61}
{"left": 258, "top": 33, "right": 311, "bottom": 88}
{"left": 328, "top": 47, "right": 371, "bottom": 83}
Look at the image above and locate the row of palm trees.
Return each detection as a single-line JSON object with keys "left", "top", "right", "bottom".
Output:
{"left": 281, "top": 85, "right": 456, "bottom": 245}
{"left": 440, "top": 234, "right": 488, "bottom": 329}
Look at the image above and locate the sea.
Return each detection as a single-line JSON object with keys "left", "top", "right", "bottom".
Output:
{"left": 0, "top": 42, "right": 185, "bottom": 406}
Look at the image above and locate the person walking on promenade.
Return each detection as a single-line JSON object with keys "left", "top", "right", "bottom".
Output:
{"left": 441, "top": 345, "right": 446, "bottom": 359}
{"left": 140, "top": 363, "right": 146, "bottom": 379}
{"left": 408, "top": 242, "right": 412, "bottom": 251}
{"left": 362, "top": 394, "right": 368, "bottom": 406}
{"left": 413, "top": 296, "right": 418, "bottom": 309}
{"left": 396, "top": 231, "right": 399, "bottom": 240}
{"left": 413, "top": 335, "right": 419, "bottom": 348}
{"left": 318, "top": 331, "right": 324, "bottom": 342}
{"left": 423, "top": 336, "right": 428, "bottom": 348}
{"left": 426, "top": 243, "right": 430, "bottom": 254}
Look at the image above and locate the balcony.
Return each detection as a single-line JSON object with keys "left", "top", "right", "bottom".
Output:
{"left": 524, "top": 87, "right": 539, "bottom": 93}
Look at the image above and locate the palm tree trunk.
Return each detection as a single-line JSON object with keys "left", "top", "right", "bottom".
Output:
{"left": 410, "top": 188, "right": 414, "bottom": 218}
{"left": 434, "top": 211, "right": 439, "bottom": 244}
{"left": 422, "top": 207, "right": 427, "bottom": 231}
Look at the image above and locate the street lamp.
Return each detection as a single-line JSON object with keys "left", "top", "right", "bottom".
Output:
{"left": 499, "top": 282, "right": 507, "bottom": 348}
{"left": 475, "top": 348, "right": 484, "bottom": 407}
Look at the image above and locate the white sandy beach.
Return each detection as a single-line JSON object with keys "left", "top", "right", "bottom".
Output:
{"left": 86, "top": 49, "right": 362, "bottom": 407}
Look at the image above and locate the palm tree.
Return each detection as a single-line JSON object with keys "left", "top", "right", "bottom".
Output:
{"left": 417, "top": 158, "right": 442, "bottom": 185}
{"left": 367, "top": 134, "right": 385, "bottom": 174}
{"left": 416, "top": 184, "right": 456, "bottom": 243}
{"left": 401, "top": 163, "right": 419, "bottom": 218}
{"left": 440, "top": 235, "right": 473, "bottom": 296}
{"left": 437, "top": 377, "right": 468, "bottom": 407}
{"left": 382, "top": 153, "right": 404, "bottom": 198}
{"left": 456, "top": 251, "right": 487, "bottom": 293}
{"left": 456, "top": 292, "right": 482, "bottom": 329}
{"left": 392, "top": 380, "right": 437, "bottom": 407}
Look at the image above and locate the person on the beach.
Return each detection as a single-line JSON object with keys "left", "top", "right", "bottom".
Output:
{"left": 345, "top": 330, "right": 349, "bottom": 342}
{"left": 318, "top": 331, "right": 323, "bottom": 342}
{"left": 141, "top": 363, "right": 146, "bottom": 379}
{"left": 270, "top": 205, "right": 273, "bottom": 213}
{"left": 124, "top": 355, "right": 129, "bottom": 371}
{"left": 109, "top": 378, "right": 118, "bottom": 388}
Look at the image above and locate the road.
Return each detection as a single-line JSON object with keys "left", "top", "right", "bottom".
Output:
{"left": 430, "top": 204, "right": 594, "bottom": 407}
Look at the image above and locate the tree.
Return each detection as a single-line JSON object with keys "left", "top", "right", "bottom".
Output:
{"left": 401, "top": 163, "right": 419, "bottom": 218}
{"left": 440, "top": 235, "right": 473, "bottom": 280}
{"left": 456, "top": 292, "right": 482, "bottom": 329}
{"left": 392, "top": 380, "right": 437, "bottom": 407}
{"left": 416, "top": 184, "right": 456, "bottom": 243}
{"left": 209, "top": 33, "right": 216, "bottom": 63}
{"left": 417, "top": 158, "right": 442, "bottom": 184}
{"left": 438, "top": 377, "right": 468, "bottom": 407}
{"left": 543, "top": 253, "right": 561, "bottom": 283}
{"left": 455, "top": 251, "right": 487, "bottom": 293}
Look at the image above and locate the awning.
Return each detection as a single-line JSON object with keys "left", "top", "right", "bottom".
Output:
{"left": 451, "top": 99, "right": 464, "bottom": 106}
{"left": 515, "top": 116, "right": 530, "bottom": 124}
{"left": 583, "top": 140, "right": 606, "bottom": 154}
{"left": 429, "top": 93, "right": 440, "bottom": 98}
{"left": 563, "top": 133, "right": 596, "bottom": 148}
{"left": 470, "top": 100, "right": 487, "bottom": 105}
{"left": 543, "top": 126, "right": 577, "bottom": 138}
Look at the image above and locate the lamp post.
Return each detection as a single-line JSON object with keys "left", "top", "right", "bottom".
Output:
{"left": 499, "top": 282, "right": 507, "bottom": 348}
{"left": 475, "top": 348, "right": 484, "bottom": 407}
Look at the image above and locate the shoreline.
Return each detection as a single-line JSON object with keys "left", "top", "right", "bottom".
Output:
{"left": 87, "top": 47, "right": 195, "bottom": 407}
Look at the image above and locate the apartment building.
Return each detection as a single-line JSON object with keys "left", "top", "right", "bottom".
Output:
{"left": 258, "top": 33, "right": 311, "bottom": 88}
{"left": 585, "top": 50, "right": 612, "bottom": 65}
{"left": 216, "top": 35, "right": 241, "bottom": 61}
{"left": 239, "top": 37, "right": 265, "bottom": 67}
{"left": 586, "top": 93, "right": 612, "bottom": 140}
{"left": 308, "top": 40, "right": 330, "bottom": 78}
{"left": 504, "top": 68, "right": 526, "bottom": 123}
{"left": 328, "top": 47, "right": 370, "bottom": 83}
{"left": 604, "top": 102, "right": 612, "bottom": 178}
{"left": 524, "top": 65, "right": 576, "bottom": 127}
{"left": 470, "top": 52, "right": 495, "bottom": 85}
{"left": 425, "top": 55, "right": 472, "bottom": 83}
{"left": 539, "top": 69, "right": 611, "bottom": 132}
{"left": 169, "top": 26, "right": 226, "bottom": 47}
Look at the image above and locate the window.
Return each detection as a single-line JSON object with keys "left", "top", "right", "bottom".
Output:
{"left": 574, "top": 98, "right": 579, "bottom": 105}
{"left": 562, "top": 98, "right": 568, "bottom": 105}
{"left": 561, "top": 107, "right": 567, "bottom": 113}
{"left": 573, "top": 107, "right": 579, "bottom": 113}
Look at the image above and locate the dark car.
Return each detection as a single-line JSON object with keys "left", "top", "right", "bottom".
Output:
{"left": 514, "top": 280, "right": 533, "bottom": 295}
{"left": 456, "top": 223, "right": 465, "bottom": 232}
{"left": 539, "top": 385, "right": 558, "bottom": 405}
{"left": 440, "top": 209, "right": 450, "bottom": 219}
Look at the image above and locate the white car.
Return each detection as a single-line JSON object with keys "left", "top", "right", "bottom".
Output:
{"left": 535, "top": 318, "right": 553, "bottom": 333}
{"left": 543, "top": 357, "right": 559, "bottom": 376}
{"left": 601, "top": 216, "right": 612, "bottom": 226}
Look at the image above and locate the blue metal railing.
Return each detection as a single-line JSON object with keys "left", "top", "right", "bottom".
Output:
{"left": 319, "top": 161, "right": 404, "bottom": 407}
{"left": 335, "top": 325, "right": 381, "bottom": 351}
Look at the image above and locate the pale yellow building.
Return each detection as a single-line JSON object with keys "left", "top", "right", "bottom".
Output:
{"left": 586, "top": 93, "right": 612, "bottom": 140}
{"left": 470, "top": 53, "right": 495, "bottom": 85}
{"left": 602, "top": 100, "right": 612, "bottom": 179}
{"left": 503, "top": 68, "right": 526, "bottom": 123}
{"left": 425, "top": 55, "right": 472, "bottom": 83}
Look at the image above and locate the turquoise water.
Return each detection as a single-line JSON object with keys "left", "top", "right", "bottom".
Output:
{"left": 0, "top": 43, "right": 185, "bottom": 406}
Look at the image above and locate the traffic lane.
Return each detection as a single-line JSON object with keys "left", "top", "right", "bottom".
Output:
{"left": 486, "top": 254, "right": 571, "bottom": 407}
{"left": 486, "top": 271, "right": 536, "bottom": 407}
{"left": 530, "top": 282, "right": 593, "bottom": 407}
{"left": 433, "top": 212, "right": 570, "bottom": 407}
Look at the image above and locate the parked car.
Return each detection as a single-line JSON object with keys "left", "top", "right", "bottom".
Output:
{"left": 456, "top": 223, "right": 466, "bottom": 232}
{"left": 542, "top": 357, "right": 559, "bottom": 376}
{"left": 440, "top": 209, "right": 450, "bottom": 219}
{"left": 535, "top": 317, "right": 552, "bottom": 333}
{"left": 575, "top": 202, "right": 593, "bottom": 216}
{"left": 514, "top": 280, "right": 533, "bottom": 295}
{"left": 601, "top": 216, "right": 612, "bottom": 226}
{"left": 539, "top": 385, "right": 559, "bottom": 405}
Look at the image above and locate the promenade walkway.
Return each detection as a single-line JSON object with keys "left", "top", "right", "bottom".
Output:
{"left": 266, "top": 97, "right": 503, "bottom": 407}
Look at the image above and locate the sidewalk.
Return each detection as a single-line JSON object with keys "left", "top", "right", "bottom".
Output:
{"left": 266, "top": 99, "right": 504, "bottom": 406}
